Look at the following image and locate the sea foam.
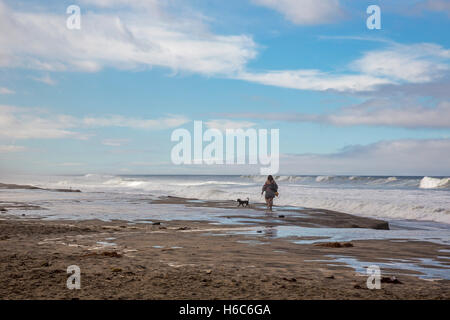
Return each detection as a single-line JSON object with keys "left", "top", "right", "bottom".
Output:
{"left": 420, "top": 177, "right": 450, "bottom": 189}
{"left": 13, "top": 174, "right": 450, "bottom": 224}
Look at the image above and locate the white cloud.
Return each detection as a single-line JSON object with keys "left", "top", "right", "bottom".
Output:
{"left": 281, "top": 139, "right": 450, "bottom": 176}
{"left": 30, "top": 74, "right": 56, "bottom": 85}
{"left": 83, "top": 115, "right": 189, "bottom": 130}
{"left": 217, "top": 100, "right": 450, "bottom": 129}
{"left": 79, "top": 0, "right": 160, "bottom": 9}
{"left": 1, "top": 1, "right": 448, "bottom": 95}
{"left": 205, "top": 119, "right": 256, "bottom": 132}
{"left": 238, "top": 42, "right": 450, "bottom": 92}
{"left": 251, "top": 0, "right": 344, "bottom": 25}
{"left": 238, "top": 70, "right": 392, "bottom": 92}
{"left": 0, "top": 105, "right": 81, "bottom": 139}
{"left": 325, "top": 100, "right": 450, "bottom": 128}
{"left": 351, "top": 43, "right": 450, "bottom": 83}
{"left": 121, "top": 139, "right": 450, "bottom": 176}
{"left": 420, "top": 0, "right": 450, "bottom": 16}
{"left": 102, "top": 138, "right": 129, "bottom": 147}
{"left": 0, "top": 1, "right": 257, "bottom": 75}
{"left": 0, "top": 144, "right": 25, "bottom": 153}
{"left": 0, "top": 87, "right": 14, "bottom": 94}
{"left": 0, "top": 105, "right": 189, "bottom": 140}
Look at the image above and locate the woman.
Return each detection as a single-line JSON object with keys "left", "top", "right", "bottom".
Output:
{"left": 261, "top": 175, "right": 278, "bottom": 211}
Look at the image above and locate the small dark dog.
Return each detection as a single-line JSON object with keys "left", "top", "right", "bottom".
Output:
{"left": 237, "top": 197, "right": 249, "bottom": 207}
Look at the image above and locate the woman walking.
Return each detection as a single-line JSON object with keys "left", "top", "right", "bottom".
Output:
{"left": 261, "top": 175, "right": 278, "bottom": 211}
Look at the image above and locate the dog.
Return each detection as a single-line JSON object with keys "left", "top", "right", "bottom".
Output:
{"left": 237, "top": 197, "right": 249, "bottom": 207}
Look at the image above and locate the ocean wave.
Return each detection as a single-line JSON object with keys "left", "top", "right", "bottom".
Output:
{"left": 83, "top": 173, "right": 114, "bottom": 180}
{"left": 170, "top": 181, "right": 252, "bottom": 187}
{"left": 21, "top": 174, "right": 450, "bottom": 224}
{"left": 419, "top": 177, "right": 450, "bottom": 189}
{"left": 315, "top": 175, "right": 334, "bottom": 182}
{"left": 163, "top": 184, "right": 450, "bottom": 224}
{"left": 242, "top": 175, "right": 413, "bottom": 186}
{"left": 241, "top": 175, "right": 310, "bottom": 183}
{"left": 102, "top": 177, "right": 154, "bottom": 190}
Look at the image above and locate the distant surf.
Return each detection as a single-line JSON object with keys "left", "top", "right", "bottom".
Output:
{"left": 419, "top": 177, "right": 450, "bottom": 189}
{"left": 2, "top": 174, "right": 449, "bottom": 224}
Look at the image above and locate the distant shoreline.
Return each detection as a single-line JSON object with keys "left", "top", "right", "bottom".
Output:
{"left": 0, "top": 182, "right": 81, "bottom": 193}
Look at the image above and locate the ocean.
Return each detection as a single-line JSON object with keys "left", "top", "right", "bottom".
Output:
{"left": 1, "top": 174, "right": 449, "bottom": 225}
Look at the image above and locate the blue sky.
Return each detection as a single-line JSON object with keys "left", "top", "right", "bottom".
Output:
{"left": 0, "top": 0, "right": 449, "bottom": 175}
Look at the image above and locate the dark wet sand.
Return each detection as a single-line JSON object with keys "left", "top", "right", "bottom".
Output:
{"left": 1, "top": 199, "right": 449, "bottom": 299}
{"left": 153, "top": 196, "right": 390, "bottom": 230}
{"left": 0, "top": 182, "right": 81, "bottom": 193}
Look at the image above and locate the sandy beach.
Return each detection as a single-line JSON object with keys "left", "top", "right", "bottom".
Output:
{"left": 2, "top": 0, "right": 450, "bottom": 304}
{"left": 1, "top": 192, "right": 449, "bottom": 300}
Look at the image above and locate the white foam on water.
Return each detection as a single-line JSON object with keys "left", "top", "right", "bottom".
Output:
{"left": 420, "top": 176, "right": 450, "bottom": 189}
{"left": 2, "top": 174, "right": 450, "bottom": 224}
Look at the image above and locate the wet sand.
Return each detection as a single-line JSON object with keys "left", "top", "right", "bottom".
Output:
{"left": 0, "top": 182, "right": 81, "bottom": 193}
{"left": 0, "top": 195, "right": 449, "bottom": 299}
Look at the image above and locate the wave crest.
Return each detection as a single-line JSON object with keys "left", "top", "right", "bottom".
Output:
{"left": 419, "top": 177, "right": 450, "bottom": 189}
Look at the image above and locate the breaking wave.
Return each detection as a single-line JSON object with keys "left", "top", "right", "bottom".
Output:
{"left": 420, "top": 177, "right": 450, "bottom": 189}
{"left": 240, "top": 175, "right": 423, "bottom": 188}
{"left": 22, "top": 174, "right": 450, "bottom": 224}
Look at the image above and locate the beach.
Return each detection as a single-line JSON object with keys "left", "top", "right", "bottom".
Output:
{"left": 1, "top": 181, "right": 449, "bottom": 300}
{"left": 2, "top": 0, "right": 450, "bottom": 304}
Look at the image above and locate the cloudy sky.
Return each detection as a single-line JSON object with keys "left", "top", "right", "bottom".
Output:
{"left": 0, "top": 0, "right": 449, "bottom": 175}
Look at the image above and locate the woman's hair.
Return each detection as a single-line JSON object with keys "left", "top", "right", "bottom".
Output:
{"left": 267, "top": 175, "right": 274, "bottom": 182}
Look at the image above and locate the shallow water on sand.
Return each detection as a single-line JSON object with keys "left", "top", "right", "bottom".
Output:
{"left": 2, "top": 189, "right": 450, "bottom": 247}
{"left": 221, "top": 224, "right": 450, "bottom": 246}
{"left": 306, "top": 255, "right": 450, "bottom": 280}
{"left": 2, "top": 186, "right": 450, "bottom": 283}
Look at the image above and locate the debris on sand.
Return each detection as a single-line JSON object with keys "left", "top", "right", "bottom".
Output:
{"left": 83, "top": 251, "right": 122, "bottom": 258}
{"left": 381, "top": 276, "right": 403, "bottom": 284}
{"left": 282, "top": 277, "right": 297, "bottom": 282}
{"left": 102, "top": 251, "right": 122, "bottom": 258}
{"left": 315, "top": 242, "right": 354, "bottom": 248}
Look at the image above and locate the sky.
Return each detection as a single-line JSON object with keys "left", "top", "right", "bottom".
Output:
{"left": 0, "top": 0, "right": 449, "bottom": 176}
